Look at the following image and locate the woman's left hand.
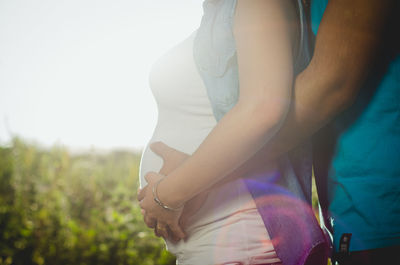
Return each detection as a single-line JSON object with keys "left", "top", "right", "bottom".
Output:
{"left": 138, "top": 172, "right": 186, "bottom": 241}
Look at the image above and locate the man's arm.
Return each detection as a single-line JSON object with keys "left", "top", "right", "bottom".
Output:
{"left": 146, "top": 0, "right": 396, "bottom": 188}
{"left": 228, "top": 0, "right": 396, "bottom": 179}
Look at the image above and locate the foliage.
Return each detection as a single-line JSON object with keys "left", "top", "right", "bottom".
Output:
{"left": 0, "top": 138, "right": 321, "bottom": 265}
{"left": 0, "top": 138, "right": 175, "bottom": 265}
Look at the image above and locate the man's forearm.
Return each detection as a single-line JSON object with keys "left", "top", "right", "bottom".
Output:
{"left": 217, "top": 0, "right": 396, "bottom": 184}
{"left": 167, "top": 0, "right": 396, "bottom": 191}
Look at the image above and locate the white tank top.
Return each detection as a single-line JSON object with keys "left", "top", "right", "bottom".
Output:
{"left": 139, "top": 31, "right": 216, "bottom": 186}
{"left": 139, "top": 31, "right": 260, "bottom": 231}
{"left": 139, "top": 31, "right": 278, "bottom": 264}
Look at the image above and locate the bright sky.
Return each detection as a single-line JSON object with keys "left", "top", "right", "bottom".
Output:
{"left": 0, "top": 0, "right": 203, "bottom": 150}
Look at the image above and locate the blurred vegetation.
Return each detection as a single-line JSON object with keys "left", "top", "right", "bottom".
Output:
{"left": 0, "top": 138, "right": 321, "bottom": 265}
{"left": 0, "top": 138, "right": 175, "bottom": 265}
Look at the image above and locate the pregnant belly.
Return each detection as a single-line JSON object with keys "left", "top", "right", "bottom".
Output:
{"left": 139, "top": 144, "right": 163, "bottom": 188}
{"left": 139, "top": 123, "right": 214, "bottom": 188}
{"left": 139, "top": 122, "right": 278, "bottom": 261}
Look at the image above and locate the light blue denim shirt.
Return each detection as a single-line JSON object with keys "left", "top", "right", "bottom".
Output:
{"left": 193, "top": 0, "right": 239, "bottom": 121}
{"left": 193, "top": 1, "right": 328, "bottom": 264}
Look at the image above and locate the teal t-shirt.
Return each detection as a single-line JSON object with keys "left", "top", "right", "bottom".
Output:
{"left": 311, "top": 0, "right": 400, "bottom": 252}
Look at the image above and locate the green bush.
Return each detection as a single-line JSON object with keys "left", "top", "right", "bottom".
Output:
{"left": 0, "top": 138, "right": 321, "bottom": 265}
{"left": 0, "top": 138, "right": 175, "bottom": 265}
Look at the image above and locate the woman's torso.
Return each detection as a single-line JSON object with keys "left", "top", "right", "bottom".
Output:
{"left": 139, "top": 31, "right": 265, "bottom": 228}
{"left": 139, "top": 31, "right": 278, "bottom": 264}
{"left": 139, "top": 31, "right": 217, "bottom": 185}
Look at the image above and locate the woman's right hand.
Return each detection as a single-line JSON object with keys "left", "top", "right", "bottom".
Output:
{"left": 147, "top": 142, "right": 209, "bottom": 239}
{"left": 151, "top": 141, "right": 209, "bottom": 226}
{"left": 138, "top": 172, "right": 186, "bottom": 241}
{"left": 150, "top": 141, "right": 274, "bottom": 227}
{"left": 138, "top": 184, "right": 208, "bottom": 242}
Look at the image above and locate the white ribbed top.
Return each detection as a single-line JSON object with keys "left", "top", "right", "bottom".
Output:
{"left": 139, "top": 31, "right": 216, "bottom": 187}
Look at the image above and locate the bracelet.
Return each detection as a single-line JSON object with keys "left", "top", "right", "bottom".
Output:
{"left": 152, "top": 178, "right": 183, "bottom": 212}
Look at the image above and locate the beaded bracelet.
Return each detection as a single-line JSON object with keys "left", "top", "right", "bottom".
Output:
{"left": 152, "top": 178, "right": 183, "bottom": 212}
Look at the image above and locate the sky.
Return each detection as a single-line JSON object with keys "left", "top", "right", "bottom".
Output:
{"left": 0, "top": 0, "right": 203, "bottom": 151}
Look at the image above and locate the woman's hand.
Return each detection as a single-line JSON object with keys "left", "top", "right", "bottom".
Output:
{"left": 138, "top": 172, "right": 186, "bottom": 241}
{"left": 138, "top": 142, "right": 210, "bottom": 241}
{"left": 150, "top": 141, "right": 189, "bottom": 176}
{"left": 138, "top": 183, "right": 208, "bottom": 241}
{"left": 151, "top": 141, "right": 211, "bottom": 225}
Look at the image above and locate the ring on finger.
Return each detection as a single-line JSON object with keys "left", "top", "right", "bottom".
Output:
{"left": 156, "top": 223, "right": 168, "bottom": 237}
{"left": 156, "top": 223, "right": 166, "bottom": 232}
